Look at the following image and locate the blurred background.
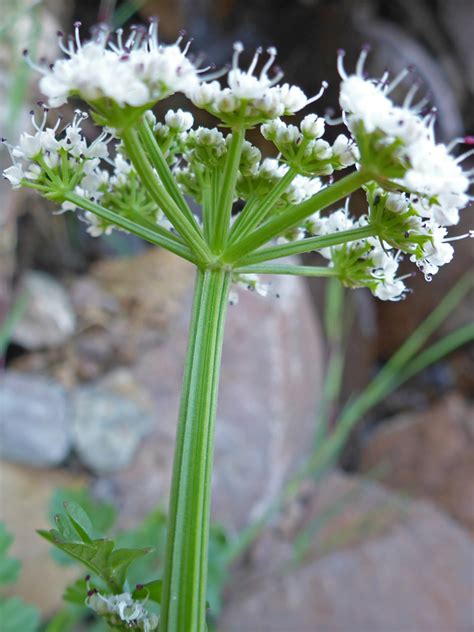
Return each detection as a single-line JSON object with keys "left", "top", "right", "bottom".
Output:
{"left": 0, "top": 0, "right": 473, "bottom": 630}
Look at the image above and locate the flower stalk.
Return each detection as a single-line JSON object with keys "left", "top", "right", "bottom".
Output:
{"left": 160, "top": 267, "right": 231, "bottom": 632}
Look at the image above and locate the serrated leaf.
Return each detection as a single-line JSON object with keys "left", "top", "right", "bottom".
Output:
{"left": 109, "top": 547, "right": 153, "bottom": 587}
{"left": 48, "top": 489, "right": 117, "bottom": 566}
{"left": 0, "top": 596, "right": 40, "bottom": 632}
{"left": 132, "top": 579, "right": 162, "bottom": 604}
{"left": 0, "top": 523, "right": 21, "bottom": 586}
{"left": 64, "top": 502, "right": 93, "bottom": 543}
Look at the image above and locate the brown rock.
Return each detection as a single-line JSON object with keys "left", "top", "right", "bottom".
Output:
{"left": 359, "top": 394, "right": 474, "bottom": 533}
{"left": 220, "top": 472, "right": 474, "bottom": 631}
{"left": 105, "top": 272, "right": 324, "bottom": 532}
{"left": 0, "top": 461, "right": 87, "bottom": 616}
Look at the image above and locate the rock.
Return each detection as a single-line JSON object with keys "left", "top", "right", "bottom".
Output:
{"left": 12, "top": 271, "right": 76, "bottom": 350}
{"left": 106, "top": 270, "right": 324, "bottom": 532}
{"left": 220, "top": 472, "right": 474, "bottom": 631}
{"left": 359, "top": 394, "right": 474, "bottom": 533}
{"left": 0, "top": 372, "right": 71, "bottom": 467}
{"left": 71, "top": 369, "right": 155, "bottom": 475}
{"left": 0, "top": 460, "right": 87, "bottom": 616}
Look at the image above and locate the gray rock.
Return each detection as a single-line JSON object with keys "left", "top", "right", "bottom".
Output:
{"left": 220, "top": 473, "right": 474, "bottom": 631}
{"left": 71, "top": 370, "right": 154, "bottom": 474}
{"left": 0, "top": 372, "right": 71, "bottom": 467}
{"left": 12, "top": 271, "right": 76, "bottom": 350}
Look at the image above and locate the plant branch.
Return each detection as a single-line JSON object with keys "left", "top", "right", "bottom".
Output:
{"left": 223, "top": 169, "right": 371, "bottom": 262}
{"left": 120, "top": 127, "right": 212, "bottom": 264}
{"left": 234, "top": 224, "right": 376, "bottom": 266}
{"left": 63, "top": 193, "right": 196, "bottom": 263}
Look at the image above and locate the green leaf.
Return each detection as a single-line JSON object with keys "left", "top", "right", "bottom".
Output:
{"left": 108, "top": 547, "right": 153, "bottom": 588}
{"left": 53, "top": 515, "right": 77, "bottom": 542}
{"left": 0, "top": 523, "right": 20, "bottom": 586}
{"left": 0, "top": 596, "right": 40, "bottom": 632}
{"left": 132, "top": 579, "right": 162, "bottom": 604}
{"left": 48, "top": 488, "right": 117, "bottom": 566}
{"left": 64, "top": 502, "right": 94, "bottom": 543}
{"left": 49, "top": 488, "right": 117, "bottom": 538}
{"left": 38, "top": 529, "right": 117, "bottom": 589}
{"left": 63, "top": 578, "right": 88, "bottom": 605}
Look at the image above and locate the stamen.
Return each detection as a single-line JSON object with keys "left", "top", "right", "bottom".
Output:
{"left": 403, "top": 83, "right": 419, "bottom": 108}
{"left": 182, "top": 38, "right": 193, "bottom": 56}
{"left": 455, "top": 148, "right": 474, "bottom": 164}
{"left": 356, "top": 44, "right": 370, "bottom": 77}
{"left": 385, "top": 67, "right": 409, "bottom": 94}
{"left": 23, "top": 49, "right": 49, "bottom": 75}
{"left": 73, "top": 21, "right": 82, "bottom": 49}
{"left": 445, "top": 230, "right": 474, "bottom": 242}
{"left": 305, "top": 80, "right": 328, "bottom": 106}
{"left": 176, "top": 28, "right": 187, "bottom": 47}
{"left": 261, "top": 46, "right": 277, "bottom": 78}
{"left": 247, "top": 47, "right": 262, "bottom": 75}
{"left": 336, "top": 49, "right": 347, "bottom": 80}
{"left": 232, "top": 41, "right": 244, "bottom": 69}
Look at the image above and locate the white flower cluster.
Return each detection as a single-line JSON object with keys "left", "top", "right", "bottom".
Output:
{"left": 261, "top": 116, "right": 357, "bottom": 176}
{"left": 34, "top": 20, "right": 199, "bottom": 109}
{"left": 189, "top": 42, "right": 325, "bottom": 126}
{"left": 2, "top": 108, "right": 172, "bottom": 237}
{"left": 373, "top": 189, "right": 472, "bottom": 279}
{"left": 306, "top": 208, "right": 408, "bottom": 301}
{"left": 87, "top": 591, "right": 159, "bottom": 632}
{"left": 338, "top": 48, "right": 473, "bottom": 226}
{"left": 3, "top": 109, "right": 109, "bottom": 189}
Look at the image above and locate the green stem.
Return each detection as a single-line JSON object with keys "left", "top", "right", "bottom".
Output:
{"left": 212, "top": 127, "right": 245, "bottom": 252}
{"left": 228, "top": 167, "right": 298, "bottom": 243}
{"left": 234, "top": 264, "right": 337, "bottom": 277}
{"left": 135, "top": 118, "right": 200, "bottom": 232}
{"left": 120, "top": 127, "right": 212, "bottom": 264}
{"left": 223, "top": 169, "right": 371, "bottom": 262}
{"left": 161, "top": 268, "right": 231, "bottom": 632}
{"left": 234, "top": 225, "right": 377, "bottom": 266}
{"left": 63, "top": 193, "right": 196, "bottom": 263}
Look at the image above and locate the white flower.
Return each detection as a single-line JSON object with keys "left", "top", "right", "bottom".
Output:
{"left": 189, "top": 42, "right": 327, "bottom": 126}
{"left": 332, "top": 134, "right": 356, "bottom": 167}
{"left": 164, "top": 109, "right": 194, "bottom": 132}
{"left": 3, "top": 164, "right": 25, "bottom": 188}
{"left": 87, "top": 591, "right": 159, "bottom": 632}
{"left": 300, "top": 114, "right": 325, "bottom": 139}
{"left": 337, "top": 48, "right": 472, "bottom": 226}
{"left": 35, "top": 22, "right": 199, "bottom": 109}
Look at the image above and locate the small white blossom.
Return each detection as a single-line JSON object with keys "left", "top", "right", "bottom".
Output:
{"left": 300, "top": 114, "right": 325, "bottom": 139}
{"left": 87, "top": 591, "right": 159, "bottom": 632}
{"left": 164, "top": 109, "right": 194, "bottom": 132}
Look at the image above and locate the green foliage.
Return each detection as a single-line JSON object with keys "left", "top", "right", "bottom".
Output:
{"left": 0, "top": 597, "right": 40, "bottom": 632}
{"left": 0, "top": 524, "right": 20, "bottom": 586}
{"left": 43, "top": 489, "right": 233, "bottom": 629}
{"left": 0, "top": 523, "right": 40, "bottom": 632}
{"left": 39, "top": 501, "right": 153, "bottom": 596}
